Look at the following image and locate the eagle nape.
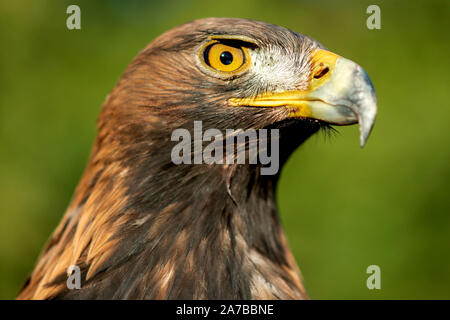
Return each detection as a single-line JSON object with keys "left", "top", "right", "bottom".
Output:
{"left": 18, "top": 18, "right": 377, "bottom": 300}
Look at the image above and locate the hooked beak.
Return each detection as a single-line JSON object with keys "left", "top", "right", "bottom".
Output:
{"left": 228, "top": 49, "right": 377, "bottom": 147}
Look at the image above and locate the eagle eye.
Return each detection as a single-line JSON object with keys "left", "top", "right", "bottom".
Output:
{"left": 202, "top": 41, "right": 251, "bottom": 74}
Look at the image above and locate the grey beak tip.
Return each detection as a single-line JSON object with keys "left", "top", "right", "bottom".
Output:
{"left": 359, "top": 120, "right": 375, "bottom": 148}
{"left": 360, "top": 135, "right": 371, "bottom": 148}
{"left": 355, "top": 69, "right": 377, "bottom": 149}
{"left": 359, "top": 132, "right": 368, "bottom": 148}
{"left": 360, "top": 140, "right": 366, "bottom": 148}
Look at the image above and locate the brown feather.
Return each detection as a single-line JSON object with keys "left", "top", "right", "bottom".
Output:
{"left": 18, "top": 18, "right": 325, "bottom": 300}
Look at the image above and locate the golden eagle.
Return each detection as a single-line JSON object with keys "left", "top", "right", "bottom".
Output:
{"left": 18, "top": 18, "right": 377, "bottom": 299}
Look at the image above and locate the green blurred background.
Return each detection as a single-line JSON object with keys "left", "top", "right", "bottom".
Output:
{"left": 0, "top": 0, "right": 449, "bottom": 299}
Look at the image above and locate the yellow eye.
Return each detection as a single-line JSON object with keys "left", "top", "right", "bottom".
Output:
{"left": 203, "top": 42, "right": 249, "bottom": 73}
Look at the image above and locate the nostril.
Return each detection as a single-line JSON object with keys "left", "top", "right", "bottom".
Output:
{"left": 314, "top": 67, "right": 329, "bottom": 79}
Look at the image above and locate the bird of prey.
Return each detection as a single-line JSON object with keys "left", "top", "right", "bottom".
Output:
{"left": 18, "top": 18, "right": 376, "bottom": 299}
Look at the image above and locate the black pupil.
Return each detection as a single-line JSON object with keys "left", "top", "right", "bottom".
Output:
{"left": 220, "top": 51, "right": 233, "bottom": 65}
